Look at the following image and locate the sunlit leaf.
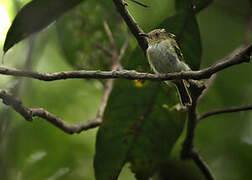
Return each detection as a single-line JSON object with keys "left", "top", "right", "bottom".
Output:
{"left": 3, "top": 0, "right": 84, "bottom": 53}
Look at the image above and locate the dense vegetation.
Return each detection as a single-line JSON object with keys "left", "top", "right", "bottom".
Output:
{"left": 0, "top": 0, "right": 251, "bottom": 179}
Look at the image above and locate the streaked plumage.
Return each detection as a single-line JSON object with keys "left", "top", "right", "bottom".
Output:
{"left": 140, "top": 29, "right": 192, "bottom": 106}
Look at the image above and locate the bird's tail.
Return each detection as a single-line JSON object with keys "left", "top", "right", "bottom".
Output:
{"left": 174, "top": 80, "right": 192, "bottom": 106}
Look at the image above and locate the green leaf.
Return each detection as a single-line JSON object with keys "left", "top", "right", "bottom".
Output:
{"left": 128, "top": 103, "right": 186, "bottom": 179}
{"left": 159, "top": 11, "right": 202, "bottom": 70}
{"left": 56, "top": 1, "right": 128, "bottom": 69}
{"left": 94, "top": 49, "right": 186, "bottom": 179}
{"left": 94, "top": 81, "right": 186, "bottom": 180}
{"left": 3, "top": 0, "right": 84, "bottom": 53}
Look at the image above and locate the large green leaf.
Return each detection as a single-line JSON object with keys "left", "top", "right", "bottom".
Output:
{"left": 94, "top": 48, "right": 186, "bottom": 179}
{"left": 3, "top": 0, "right": 84, "bottom": 53}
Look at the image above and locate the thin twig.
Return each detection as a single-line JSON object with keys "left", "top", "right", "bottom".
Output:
{"left": 0, "top": 44, "right": 251, "bottom": 82}
{"left": 198, "top": 104, "right": 252, "bottom": 120}
{"left": 198, "top": 74, "right": 217, "bottom": 102}
{"left": 94, "top": 23, "right": 126, "bottom": 125}
{"left": 118, "top": 39, "right": 129, "bottom": 62}
{"left": 93, "top": 42, "right": 113, "bottom": 57}
{"left": 129, "top": 0, "right": 148, "bottom": 8}
{"left": 103, "top": 20, "right": 117, "bottom": 52}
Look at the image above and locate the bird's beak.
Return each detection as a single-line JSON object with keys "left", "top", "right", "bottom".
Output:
{"left": 139, "top": 32, "right": 150, "bottom": 38}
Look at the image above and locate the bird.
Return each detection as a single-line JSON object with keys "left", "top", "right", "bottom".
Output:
{"left": 139, "top": 29, "right": 192, "bottom": 106}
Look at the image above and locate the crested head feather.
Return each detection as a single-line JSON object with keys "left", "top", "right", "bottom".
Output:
{"left": 146, "top": 29, "right": 176, "bottom": 45}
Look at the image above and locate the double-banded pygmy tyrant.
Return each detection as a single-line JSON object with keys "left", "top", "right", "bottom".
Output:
{"left": 139, "top": 29, "right": 192, "bottom": 106}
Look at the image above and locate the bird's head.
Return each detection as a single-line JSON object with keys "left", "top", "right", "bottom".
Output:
{"left": 139, "top": 29, "right": 175, "bottom": 45}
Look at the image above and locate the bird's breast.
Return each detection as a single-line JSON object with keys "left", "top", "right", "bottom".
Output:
{"left": 147, "top": 41, "right": 179, "bottom": 74}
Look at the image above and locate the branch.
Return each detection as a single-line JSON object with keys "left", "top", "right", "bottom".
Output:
{"left": 118, "top": 39, "right": 129, "bottom": 62}
{"left": 191, "top": 150, "right": 215, "bottom": 180}
{"left": 197, "top": 44, "right": 251, "bottom": 79}
{"left": 112, "top": 0, "right": 148, "bottom": 52}
{"left": 93, "top": 23, "right": 126, "bottom": 126}
{"left": 181, "top": 81, "right": 205, "bottom": 160}
{"left": 103, "top": 20, "right": 117, "bottom": 52}
{"left": 93, "top": 42, "right": 113, "bottom": 57}
{"left": 0, "top": 89, "right": 100, "bottom": 134}
{"left": 177, "top": 34, "right": 251, "bottom": 180}
{"left": 198, "top": 104, "right": 252, "bottom": 120}
{"left": 198, "top": 74, "right": 217, "bottom": 103}
{"left": 0, "top": 44, "right": 251, "bottom": 82}
{"left": 180, "top": 80, "right": 216, "bottom": 180}
{"left": 177, "top": 45, "right": 251, "bottom": 180}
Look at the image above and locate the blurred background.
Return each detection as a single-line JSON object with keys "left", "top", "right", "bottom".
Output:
{"left": 0, "top": 0, "right": 252, "bottom": 179}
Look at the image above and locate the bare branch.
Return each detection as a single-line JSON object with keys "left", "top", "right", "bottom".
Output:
{"left": 74, "top": 22, "right": 125, "bottom": 131}
{"left": 178, "top": 42, "right": 251, "bottom": 180}
{"left": 198, "top": 74, "right": 217, "bottom": 102}
{"left": 112, "top": 0, "right": 148, "bottom": 52}
{"left": 32, "top": 108, "right": 101, "bottom": 134}
{"left": 94, "top": 38, "right": 124, "bottom": 126}
{"left": 180, "top": 80, "right": 215, "bottom": 180}
{"left": 103, "top": 20, "right": 117, "bottom": 52}
{"left": 199, "top": 44, "right": 252, "bottom": 78}
{"left": 177, "top": 34, "right": 251, "bottom": 180}
{"left": 0, "top": 90, "right": 32, "bottom": 121}
{"left": 191, "top": 150, "right": 215, "bottom": 180}
{"left": 118, "top": 39, "right": 129, "bottom": 62}
{"left": 0, "top": 44, "right": 251, "bottom": 82}
{"left": 93, "top": 42, "right": 113, "bottom": 57}
{"left": 0, "top": 89, "right": 100, "bottom": 134}
{"left": 198, "top": 104, "right": 252, "bottom": 120}
{"left": 181, "top": 81, "right": 205, "bottom": 160}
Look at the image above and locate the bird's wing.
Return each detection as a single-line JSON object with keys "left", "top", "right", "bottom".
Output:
{"left": 171, "top": 38, "right": 184, "bottom": 62}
